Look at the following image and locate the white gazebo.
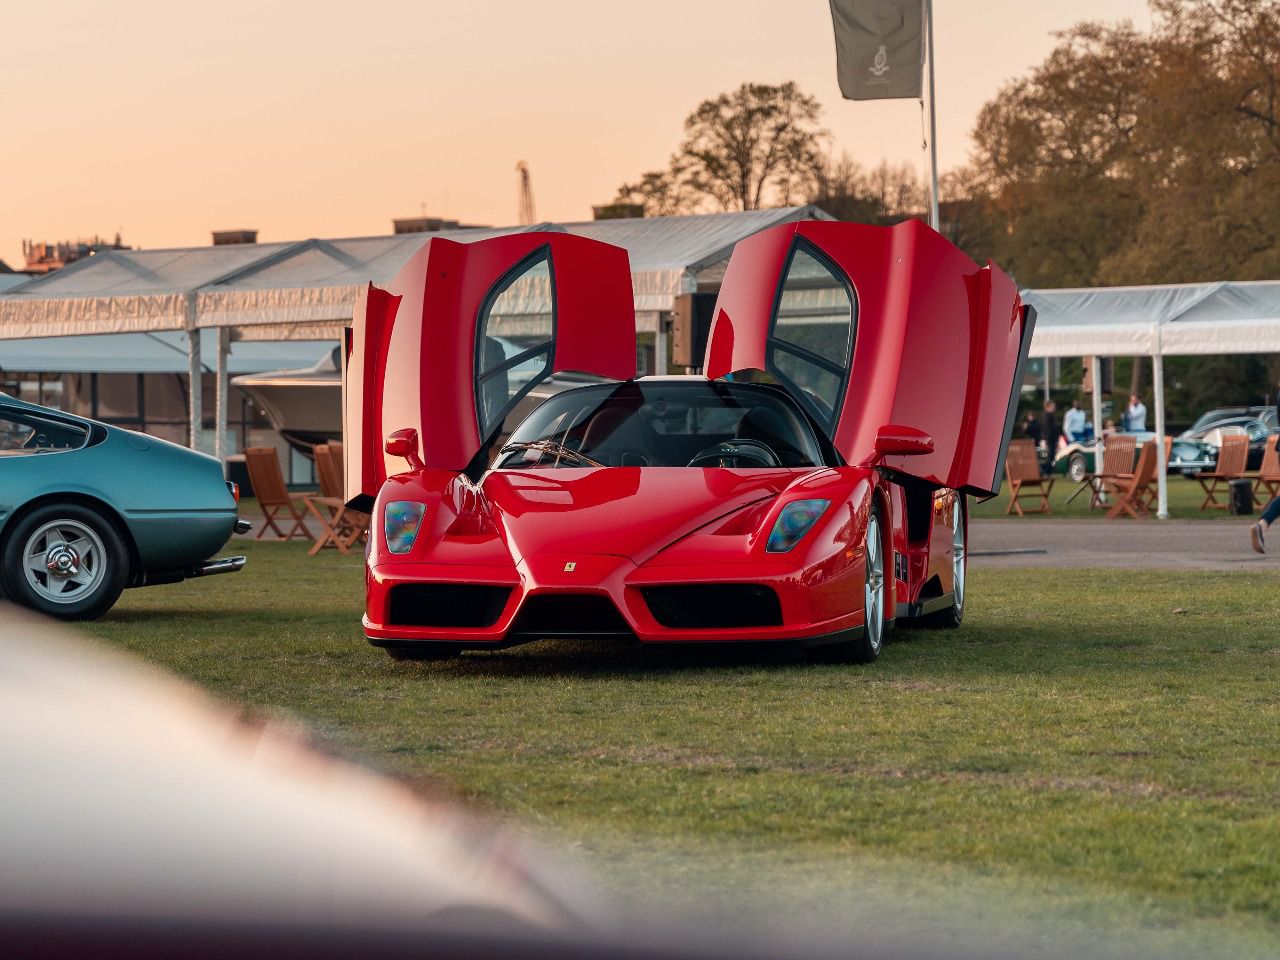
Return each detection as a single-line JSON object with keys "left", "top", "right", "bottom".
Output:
{"left": 0, "top": 206, "right": 831, "bottom": 463}
{"left": 1022, "top": 280, "right": 1280, "bottom": 517}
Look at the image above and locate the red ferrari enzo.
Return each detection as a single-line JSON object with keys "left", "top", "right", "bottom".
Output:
{"left": 343, "top": 220, "right": 1033, "bottom": 663}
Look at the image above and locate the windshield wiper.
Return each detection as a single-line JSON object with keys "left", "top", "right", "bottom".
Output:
{"left": 500, "top": 440, "right": 605, "bottom": 468}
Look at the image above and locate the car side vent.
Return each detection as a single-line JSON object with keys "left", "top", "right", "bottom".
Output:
{"left": 509, "top": 594, "right": 633, "bottom": 638}
{"left": 387, "top": 583, "right": 510, "bottom": 628}
{"left": 641, "top": 584, "right": 783, "bottom": 629}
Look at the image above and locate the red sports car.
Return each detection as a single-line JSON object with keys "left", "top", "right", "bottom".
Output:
{"left": 343, "top": 220, "right": 1033, "bottom": 663}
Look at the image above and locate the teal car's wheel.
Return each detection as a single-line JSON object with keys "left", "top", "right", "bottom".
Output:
{"left": 1067, "top": 452, "right": 1088, "bottom": 483}
{"left": 2, "top": 503, "right": 129, "bottom": 620}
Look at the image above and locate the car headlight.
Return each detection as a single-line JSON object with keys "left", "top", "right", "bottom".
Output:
{"left": 766, "top": 499, "right": 831, "bottom": 553}
{"left": 384, "top": 501, "right": 426, "bottom": 554}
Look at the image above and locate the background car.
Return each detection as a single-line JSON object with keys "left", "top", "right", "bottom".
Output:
{"left": 1182, "top": 415, "right": 1274, "bottom": 471}
{"left": 0, "top": 393, "right": 247, "bottom": 620}
{"left": 1183, "top": 405, "right": 1278, "bottom": 436}
{"left": 1054, "top": 432, "right": 1216, "bottom": 481}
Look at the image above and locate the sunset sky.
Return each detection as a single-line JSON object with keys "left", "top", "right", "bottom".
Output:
{"left": 3, "top": 0, "right": 1152, "bottom": 268}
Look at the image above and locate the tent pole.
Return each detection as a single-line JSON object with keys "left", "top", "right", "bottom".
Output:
{"left": 1090, "top": 354, "right": 1104, "bottom": 461}
{"left": 655, "top": 313, "right": 669, "bottom": 375}
{"left": 186, "top": 293, "right": 202, "bottom": 451}
{"left": 1153, "top": 328, "right": 1168, "bottom": 520}
{"left": 214, "top": 327, "right": 230, "bottom": 471}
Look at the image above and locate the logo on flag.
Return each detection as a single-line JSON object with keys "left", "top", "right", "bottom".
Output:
{"left": 829, "top": 0, "right": 924, "bottom": 101}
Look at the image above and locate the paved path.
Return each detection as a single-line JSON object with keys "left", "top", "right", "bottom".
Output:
{"left": 970, "top": 519, "right": 1276, "bottom": 570}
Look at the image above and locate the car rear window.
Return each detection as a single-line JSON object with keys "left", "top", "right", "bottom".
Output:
{"left": 0, "top": 406, "right": 91, "bottom": 455}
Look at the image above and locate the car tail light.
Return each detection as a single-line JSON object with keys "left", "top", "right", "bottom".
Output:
{"left": 226, "top": 481, "right": 240, "bottom": 503}
{"left": 766, "top": 499, "right": 830, "bottom": 553}
{"left": 384, "top": 501, "right": 427, "bottom": 554}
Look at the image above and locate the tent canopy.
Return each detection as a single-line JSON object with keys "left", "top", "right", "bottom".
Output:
{"left": 1023, "top": 280, "right": 1280, "bottom": 358}
{"left": 0, "top": 331, "right": 334, "bottom": 374}
{"left": 0, "top": 207, "right": 832, "bottom": 341}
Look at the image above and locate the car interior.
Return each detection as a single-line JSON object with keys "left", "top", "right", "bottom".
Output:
{"left": 496, "top": 382, "right": 829, "bottom": 469}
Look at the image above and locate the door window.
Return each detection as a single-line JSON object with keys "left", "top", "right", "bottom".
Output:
{"left": 476, "top": 251, "right": 554, "bottom": 438}
{"left": 766, "top": 242, "right": 855, "bottom": 430}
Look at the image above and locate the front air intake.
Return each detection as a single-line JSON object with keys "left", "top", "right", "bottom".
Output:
{"left": 641, "top": 584, "right": 783, "bottom": 629}
{"left": 508, "top": 594, "right": 633, "bottom": 639}
{"left": 387, "top": 583, "right": 510, "bottom": 628}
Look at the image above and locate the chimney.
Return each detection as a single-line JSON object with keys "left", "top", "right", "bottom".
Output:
{"left": 213, "top": 229, "right": 258, "bottom": 245}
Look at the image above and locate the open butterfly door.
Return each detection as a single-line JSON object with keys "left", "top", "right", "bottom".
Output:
{"left": 703, "top": 219, "right": 1034, "bottom": 496}
{"left": 343, "top": 232, "right": 636, "bottom": 509}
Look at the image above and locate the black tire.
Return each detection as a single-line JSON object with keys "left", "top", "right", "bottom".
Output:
{"left": 925, "top": 494, "right": 967, "bottom": 629}
{"left": 1, "top": 502, "right": 130, "bottom": 620}
{"left": 1067, "top": 453, "right": 1087, "bottom": 483}
{"left": 807, "top": 502, "right": 886, "bottom": 664}
{"left": 383, "top": 643, "right": 461, "bottom": 662}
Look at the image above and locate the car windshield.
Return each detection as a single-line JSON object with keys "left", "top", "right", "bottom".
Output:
{"left": 496, "top": 380, "right": 827, "bottom": 469}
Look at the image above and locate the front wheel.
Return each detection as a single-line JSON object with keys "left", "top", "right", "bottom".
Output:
{"left": 1067, "top": 453, "right": 1087, "bottom": 483}
{"left": 1, "top": 503, "right": 130, "bottom": 620}
{"left": 808, "top": 503, "right": 885, "bottom": 664}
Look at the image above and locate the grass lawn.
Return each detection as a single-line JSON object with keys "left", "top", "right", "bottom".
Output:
{"left": 971, "top": 472, "right": 1260, "bottom": 520}
{"left": 78, "top": 539, "right": 1280, "bottom": 955}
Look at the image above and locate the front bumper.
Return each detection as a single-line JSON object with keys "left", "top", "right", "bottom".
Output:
{"left": 363, "top": 553, "right": 863, "bottom": 648}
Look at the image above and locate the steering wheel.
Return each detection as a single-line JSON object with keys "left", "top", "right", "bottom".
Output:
{"left": 686, "top": 439, "right": 781, "bottom": 468}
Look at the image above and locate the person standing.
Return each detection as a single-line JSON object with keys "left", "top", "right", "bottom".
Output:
{"left": 1062, "top": 399, "right": 1086, "bottom": 443}
{"left": 1023, "top": 410, "right": 1041, "bottom": 449}
{"left": 1125, "top": 393, "right": 1148, "bottom": 432}
{"left": 1039, "top": 400, "right": 1059, "bottom": 475}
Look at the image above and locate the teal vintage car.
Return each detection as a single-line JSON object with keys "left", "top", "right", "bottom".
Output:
{"left": 0, "top": 394, "right": 248, "bottom": 620}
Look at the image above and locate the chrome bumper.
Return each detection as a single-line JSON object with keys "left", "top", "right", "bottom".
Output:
{"left": 234, "top": 518, "right": 253, "bottom": 535}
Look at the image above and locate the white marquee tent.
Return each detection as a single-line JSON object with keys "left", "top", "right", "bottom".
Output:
{"left": 1022, "top": 280, "right": 1280, "bottom": 518}
{"left": 0, "top": 206, "right": 831, "bottom": 461}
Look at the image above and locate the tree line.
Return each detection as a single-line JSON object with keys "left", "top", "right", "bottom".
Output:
{"left": 609, "top": 0, "right": 1280, "bottom": 423}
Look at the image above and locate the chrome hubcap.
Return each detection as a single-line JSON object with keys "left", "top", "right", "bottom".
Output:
{"left": 865, "top": 515, "right": 884, "bottom": 652}
{"left": 952, "top": 497, "right": 966, "bottom": 614}
{"left": 23, "top": 520, "right": 106, "bottom": 604}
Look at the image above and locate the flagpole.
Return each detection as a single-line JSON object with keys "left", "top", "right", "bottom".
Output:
{"left": 925, "top": 0, "right": 940, "bottom": 230}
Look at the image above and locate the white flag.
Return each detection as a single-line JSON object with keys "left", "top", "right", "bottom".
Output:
{"left": 829, "top": 0, "right": 925, "bottom": 101}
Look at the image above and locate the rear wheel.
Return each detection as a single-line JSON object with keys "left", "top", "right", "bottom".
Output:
{"left": 808, "top": 503, "right": 885, "bottom": 664}
{"left": 926, "top": 495, "right": 967, "bottom": 629}
{"left": 1, "top": 503, "right": 129, "bottom": 620}
{"left": 1067, "top": 453, "right": 1087, "bottom": 483}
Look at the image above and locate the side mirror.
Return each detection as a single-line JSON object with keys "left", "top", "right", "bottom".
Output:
{"left": 874, "top": 425, "right": 935, "bottom": 458}
{"left": 385, "top": 428, "right": 425, "bottom": 471}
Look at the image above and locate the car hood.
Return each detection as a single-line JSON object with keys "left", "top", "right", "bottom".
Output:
{"left": 481, "top": 467, "right": 802, "bottom": 565}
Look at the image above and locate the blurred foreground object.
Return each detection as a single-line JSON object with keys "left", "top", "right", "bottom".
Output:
{"left": 0, "top": 603, "right": 583, "bottom": 952}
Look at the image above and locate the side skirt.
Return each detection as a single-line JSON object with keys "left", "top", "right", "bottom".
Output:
{"left": 895, "top": 593, "right": 955, "bottom": 620}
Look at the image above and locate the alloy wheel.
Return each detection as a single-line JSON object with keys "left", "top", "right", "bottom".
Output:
{"left": 864, "top": 514, "right": 884, "bottom": 653}
{"left": 23, "top": 519, "right": 107, "bottom": 605}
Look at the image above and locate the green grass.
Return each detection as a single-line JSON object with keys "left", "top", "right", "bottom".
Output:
{"left": 78, "top": 540, "right": 1280, "bottom": 955}
{"left": 972, "top": 472, "right": 1255, "bottom": 519}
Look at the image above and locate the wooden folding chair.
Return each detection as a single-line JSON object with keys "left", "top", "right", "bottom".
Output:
{"left": 1083, "top": 434, "right": 1136, "bottom": 510}
{"left": 1105, "top": 437, "right": 1164, "bottom": 519}
{"left": 1005, "top": 439, "right": 1054, "bottom": 515}
{"left": 1197, "top": 434, "right": 1249, "bottom": 510}
{"left": 1251, "top": 434, "right": 1280, "bottom": 501}
{"left": 304, "top": 443, "right": 371, "bottom": 555}
{"left": 243, "top": 446, "right": 315, "bottom": 540}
